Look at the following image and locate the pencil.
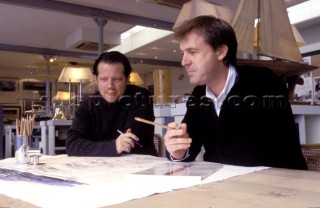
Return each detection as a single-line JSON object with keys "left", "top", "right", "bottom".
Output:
{"left": 117, "top": 130, "right": 143, "bottom": 148}
{"left": 134, "top": 117, "right": 177, "bottom": 130}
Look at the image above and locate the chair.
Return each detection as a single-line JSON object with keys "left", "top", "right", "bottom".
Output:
{"left": 154, "top": 134, "right": 164, "bottom": 157}
{"left": 301, "top": 144, "right": 320, "bottom": 171}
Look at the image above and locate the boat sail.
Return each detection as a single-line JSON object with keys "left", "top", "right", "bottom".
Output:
{"left": 231, "top": 0, "right": 317, "bottom": 77}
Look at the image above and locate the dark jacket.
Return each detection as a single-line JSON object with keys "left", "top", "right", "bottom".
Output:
{"left": 179, "top": 65, "right": 307, "bottom": 170}
{"left": 66, "top": 84, "right": 158, "bottom": 157}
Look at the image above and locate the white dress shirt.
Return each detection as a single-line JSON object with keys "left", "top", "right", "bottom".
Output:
{"left": 170, "top": 65, "right": 237, "bottom": 161}
{"left": 206, "top": 65, "right": 237, "bottom": 116}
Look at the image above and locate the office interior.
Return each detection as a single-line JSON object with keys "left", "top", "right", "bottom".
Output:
{"left": 1, "top": 0, "right": 320, "bottom": 159}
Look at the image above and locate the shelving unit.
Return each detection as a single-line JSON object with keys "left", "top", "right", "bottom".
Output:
{"left": 291, "top": 105, "right": 320, "bottom": 144}
{"left": 40, "top": 120, "right": 72, "bottom": 155}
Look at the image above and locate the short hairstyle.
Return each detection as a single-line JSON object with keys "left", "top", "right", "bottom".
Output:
{"left": 174, "top": 15, "right": 238, "bottom": 66}
{"left": 92, "top": 51, "right": 132, "bottom": 78}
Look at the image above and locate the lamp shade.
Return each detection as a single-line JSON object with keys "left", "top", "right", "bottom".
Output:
{"left": 129, "top": 72, "right": 144, "bottom": 86}
{"left": 52, "top": 91, "right": 74, "bottom": 101}
{"left": 58, "top": 67, "right": 94, "bottom": 83}
{"left": 173, "top": 0, "right": 233, "bottom": 30}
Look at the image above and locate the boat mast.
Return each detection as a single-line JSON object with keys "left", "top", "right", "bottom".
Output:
{"left": 256, "top": 0, "right": 260, "bottom": 59}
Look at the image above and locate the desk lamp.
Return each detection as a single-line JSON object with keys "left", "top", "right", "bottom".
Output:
{"left": 52, "top": 91, "right": 71, "bottom": 120}
{"left": 58, "top": 67, "right": 93, "bottom": 117}
{"left": 129, "top": 72, "right": 144, "bottom": 86}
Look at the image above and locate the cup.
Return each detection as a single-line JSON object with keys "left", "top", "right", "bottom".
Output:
{"left": 14, "top": 135, "right": 31, "bottom": 164}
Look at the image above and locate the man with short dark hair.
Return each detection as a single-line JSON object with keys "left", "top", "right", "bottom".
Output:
{"left": 67, "top": 51, "right": 157, "bottom": 157}
{"left": 164, "top": 16, "right": 307, "bottom": 170}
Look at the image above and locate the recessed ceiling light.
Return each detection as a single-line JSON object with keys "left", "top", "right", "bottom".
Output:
{"left": 137, "top": 52, "right": 146, "bottom": 56}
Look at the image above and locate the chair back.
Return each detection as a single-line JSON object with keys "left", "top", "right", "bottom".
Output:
{"left": 154, "top": 134, "right": 164, "bottom": 157}
{"left": 301, "top": 144, "right": 320, "bottom": 171}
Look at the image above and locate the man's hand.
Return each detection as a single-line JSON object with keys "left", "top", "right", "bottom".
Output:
{"left": 116, "top": 128, "right": 139, "bottom": 154}
{"left": 164, "top": 122, "right": 192, "bottom": 160}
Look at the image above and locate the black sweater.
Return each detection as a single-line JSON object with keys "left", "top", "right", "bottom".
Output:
{"left": 66, "top": 84, "right": 158, "bottom": 157}
{"left": 179, "top": 65, "right": 307, "bottom": 170}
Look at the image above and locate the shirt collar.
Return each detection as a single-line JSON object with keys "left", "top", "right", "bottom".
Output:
{"left": 206, "top": 64, "right": 237, "bottom": 101}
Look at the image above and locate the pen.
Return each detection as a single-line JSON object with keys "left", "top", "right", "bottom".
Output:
{"left": 117, "top": 130, "right": 143, "bottom": 148}
{"left": 134, "top": 117, "right": 177, "bottom": 130}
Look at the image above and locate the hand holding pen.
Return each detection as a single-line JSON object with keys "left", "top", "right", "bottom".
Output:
{"left": 134, "top": 117, "right": 191, "bottom": 160}
{"left": 163, "top": 122, "right": 191, "bottom": 160}
{"left": 116, "top": 129, "right": 142, "bottom": 154}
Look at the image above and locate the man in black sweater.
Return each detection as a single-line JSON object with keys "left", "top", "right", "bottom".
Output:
{"left": 66, "top": 51, "right": 157, "bottom": 157}
{"left": 164, "top": 15, "right": 307, "bottom": 170}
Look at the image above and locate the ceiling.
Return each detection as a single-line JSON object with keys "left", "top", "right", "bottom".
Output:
{"left": 0, "top": 0, "right": 319, "bottom": 78}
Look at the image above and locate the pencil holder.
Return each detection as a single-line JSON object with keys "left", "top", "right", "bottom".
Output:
{"left": 14, "top": 135, "right": 31, "bottom": 164}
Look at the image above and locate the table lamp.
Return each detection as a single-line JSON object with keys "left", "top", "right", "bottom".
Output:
{"left": 58, "top": 67, "right": 94, "bottom": 117}
{"left": 129, "top": 71, "right": 144, "bottom": 86}
{"left": 52, "top": 91, "right": 72, "bottom": 120}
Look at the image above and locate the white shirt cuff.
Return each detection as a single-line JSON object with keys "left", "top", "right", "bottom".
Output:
{"left": 170, "top": 149, "right": 190, "bottom": 161}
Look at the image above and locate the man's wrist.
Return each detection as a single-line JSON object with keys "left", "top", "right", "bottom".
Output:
{"left": 170, "top": 149, "right": 190, "bottom": 161}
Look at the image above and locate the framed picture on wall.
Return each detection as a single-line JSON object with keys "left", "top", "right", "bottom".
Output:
{"left": 0, "top": 77, "right": 19, "bottom": 104}
{"left": 22, "top": 81, "right": 48, "bottom": 97}
{"left": 294, "top": 72, "right": 313, "bottom": 102}
{"left": 23, "top": 81, "right": 51, "bottom": 100}
{"left": 3, "top": 106, "right": 21, "bottom": 124}
{"left": 314, "top": 76, "right": 320, "bottom": 102}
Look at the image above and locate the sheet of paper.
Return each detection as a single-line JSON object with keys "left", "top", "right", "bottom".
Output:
{"left": 0, "top": 155, "right": 268, "bottom": 208}
{"left": 133, "top": 161, "right": 223, "bottom": 179}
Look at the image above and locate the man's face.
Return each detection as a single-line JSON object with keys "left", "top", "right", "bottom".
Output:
{"left": 180, "top": 32, "right": 221, "bottom": 86}
{"left": 94, "top": 62, "right": 127, "bottom": 103}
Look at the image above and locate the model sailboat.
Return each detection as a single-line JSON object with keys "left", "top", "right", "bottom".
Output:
{"left": 232, "top": 0, "right": 317, "bottom": 77}
{"left": 173, "top": 0, "right": 317, "bottom": 99}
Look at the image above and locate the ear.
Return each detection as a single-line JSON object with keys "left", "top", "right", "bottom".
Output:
{"left": 216, "top": 45, "right": 228, "bottom": 61}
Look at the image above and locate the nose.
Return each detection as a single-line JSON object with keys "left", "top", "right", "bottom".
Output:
{"left": 106, "top": 79, "right": 114, "bottom": 88}
{"left": 181, "top": 54, "right": 189, "bottom": 67}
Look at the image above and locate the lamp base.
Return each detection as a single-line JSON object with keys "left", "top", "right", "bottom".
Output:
{"left": 52, "top": 108, "right": 67, "bottom": 120}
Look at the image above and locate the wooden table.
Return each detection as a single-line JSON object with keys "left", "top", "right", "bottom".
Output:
{"left": 105, "top": 168, "right": 320, "bottom": 208}
{"left": 1, "top": 168, "right": 320, "bottom": 208}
